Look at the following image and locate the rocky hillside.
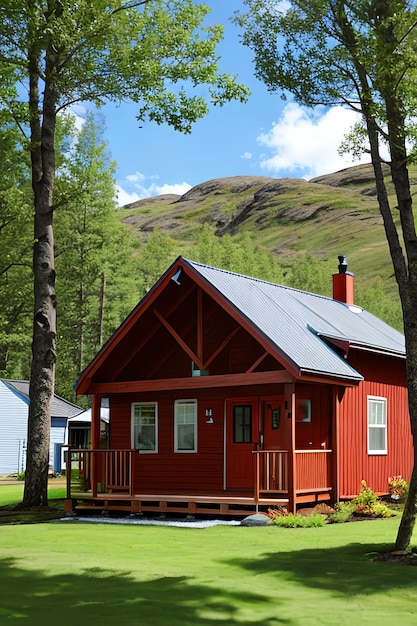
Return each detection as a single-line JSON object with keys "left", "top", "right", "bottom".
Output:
{"left": 119, "top": 162, "right": 405, "bottom": 292}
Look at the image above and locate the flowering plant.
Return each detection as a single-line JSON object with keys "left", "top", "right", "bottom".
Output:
{"left": 388, "top": 475, "right": 408, "bottom": 497}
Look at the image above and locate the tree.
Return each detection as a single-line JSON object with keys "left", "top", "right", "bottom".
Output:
{"left": 0, "top": 116, "right": 33, "bottom": 378}
{"left": 190, "top": 224, "right": 284, "bottom": 282}
{"left": 54, "top": 112, "right": 140, "bottom": 400}
{"left": 0, "top": 0, "right": 248, "bottom": 507}
{"left": 238, "top": 0, "right": 417, "bottom": 551}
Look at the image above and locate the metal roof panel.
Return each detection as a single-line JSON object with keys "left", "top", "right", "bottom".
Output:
{"left": 186, "top": 260, "right": 404, "bottom": 381}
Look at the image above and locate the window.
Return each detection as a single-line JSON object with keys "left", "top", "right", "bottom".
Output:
{"left": 368, "top": 396, "right": 387, "bottom": 454}
{"left": 175, "top": 400, "right": 197, "bottom": 452}
{"left": 131, "top": 403, "right": 158, "bottom": 453}
{"left": 233, "top": 405, "right": 252, "bottom": 443}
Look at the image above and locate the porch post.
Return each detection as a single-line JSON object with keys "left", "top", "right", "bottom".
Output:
{"left": 332, "top": 386, "right": 342, "bottom": 504}
{"left": 91, "top": 394, "right": 102, "bottom": 449}
{"left": 90, "top": 394, "right": 101, "bottom": 498}
{"left": 285, "top": 383, "right": 297, "bottom": 514}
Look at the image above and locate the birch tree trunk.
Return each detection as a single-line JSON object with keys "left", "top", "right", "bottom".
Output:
{"left": 22, "top": 42, "right": 58, "bottom": 508}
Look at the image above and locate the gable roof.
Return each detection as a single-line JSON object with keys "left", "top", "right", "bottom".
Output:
{"left": 184, "top": 259, "right": 404, "bottom": 382}
{"left": 76, "top": 257, "right": 405, "bottom": 391}
{"left": 0, "top": 379, "right": 83, "bottom": 418}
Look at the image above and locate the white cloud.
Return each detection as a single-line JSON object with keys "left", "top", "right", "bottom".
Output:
{"left": 276, "top": 0, "right": 291, "bottom": 12}
{"left": 240, "top": 151, "right": 252, "bottom": 160}
{"left": 116, "top": 172, "right": 192, "bottom": 207}
{"left": 257, "top": 103, "right": 370, "bottom": 179}
{"left": 126, "top": 171, "right": 146, "bottom": 184}
{"left": 116, "top": 186, "right": 141, "bottom": 207}
{"left": 153, "top": 182, "right": 192, "bottom": 196}
{"left": 64, "top": 103, "right": 87, "bottom": 133}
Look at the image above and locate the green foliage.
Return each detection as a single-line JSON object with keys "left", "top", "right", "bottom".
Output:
{"left": 2, "top": 0, "right": 249, "bottom": 134}
{"left": 136, "top": 228, "right": 178, "bottom": 297}
{"left": 284, "top": 254, "right": 332, "bottom": 296}
{"left": 189, "top": 224, "right": 284, "bottom": 283}
{"left": 328, "top": 501, "right": 356, "bottom": 524}
{"left": 352, "top": 481, "right": 395, "bottom": 518}
{"left": 270, "top": 513, "right": 327, "bottom": 528}
{"left": 0, "top": 121, "right": 33, "bottom": 378}
{"left": 238, "top": 0, "right": 417, "bottom": 552}
{"left": 388, "top": 475, "right": 409, "bottom": 500}
{"left": 355, "top": 279, "right": 403, "bottom": 332}
{"left": 54, "top": 113, "right": 140, "bottom": 398}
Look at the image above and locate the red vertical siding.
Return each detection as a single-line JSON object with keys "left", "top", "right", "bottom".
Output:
{"left": 109, "top": 392, "right": 226, "bottom": 493}
{"left": 339, "top": 351, "right": 412, "bottom": 498}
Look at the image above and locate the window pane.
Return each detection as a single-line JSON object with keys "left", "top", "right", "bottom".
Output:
{"left": 369, "top": 427, "right": 385, "bottom": 451}
{"left": 175, "top": 400, "right": 197, "bottom": 452}
{"left": 133, "top": 404, "right": 157, "bottom": 451}
{"left": 369, "top": 402, "right": 385, "bottom": 425}
{"left": 233, "top": 406, "right": 252, "bottom": 443}
{"left": 177, "top": 424, "right": 195, "bottom": 450}
{"left": 368, "top": 397, "right": 387, "bottom": 453}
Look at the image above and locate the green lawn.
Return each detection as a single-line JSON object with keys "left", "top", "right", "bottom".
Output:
{"left": 0, "top": 482, "right": 66, "bottom": 506}
{"left": 1, "top": 514, "right": 417, "bottom": 625}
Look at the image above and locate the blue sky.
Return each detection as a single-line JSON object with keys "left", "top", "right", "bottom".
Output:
{"left": 83, "top": 1, "right": 368, "bottom": 206}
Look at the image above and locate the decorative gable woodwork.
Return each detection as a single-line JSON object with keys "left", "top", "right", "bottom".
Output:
{"left": 84, "top": 271, "right": 286, "bottom": 390}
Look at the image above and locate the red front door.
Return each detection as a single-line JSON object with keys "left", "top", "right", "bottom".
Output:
{"left": 226, "top": 398, "right": 258, "bottom": 489}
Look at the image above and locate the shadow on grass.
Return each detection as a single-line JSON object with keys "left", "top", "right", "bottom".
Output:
{"left": 226, "top": 542, "right": 417, "bottom": 597}
{"left": 0, "top": 557, "right": 291, "bottom": 626}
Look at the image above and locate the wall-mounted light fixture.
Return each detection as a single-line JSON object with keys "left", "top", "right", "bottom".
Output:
{"left": 171, "top": 269, "right": 182, "bottom": 285}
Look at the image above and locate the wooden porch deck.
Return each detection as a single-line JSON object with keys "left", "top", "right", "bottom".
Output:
{"left": 65, "top": 448, "right": 333, "bottom": 517}
{"left": 65, "top": 490, "right": 291, "bottom": 517}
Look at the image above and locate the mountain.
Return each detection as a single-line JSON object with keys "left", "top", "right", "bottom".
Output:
{"left": 119, "top": 162, "right": 402, "bottom": 295}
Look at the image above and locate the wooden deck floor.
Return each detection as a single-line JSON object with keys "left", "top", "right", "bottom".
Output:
{"left": 66, "top": 491, "right": 290, "bottom": 517}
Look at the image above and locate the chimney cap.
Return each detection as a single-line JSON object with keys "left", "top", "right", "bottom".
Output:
{"left": 338, "top": 255, "right": 348, "bottom": 274}
{"left": 337, "top": 255, "right": 354, "bottom": 275}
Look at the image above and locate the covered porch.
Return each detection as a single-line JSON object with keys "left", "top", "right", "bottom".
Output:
{"left": 65, "top": 447, "right": 333, "bottom": 517}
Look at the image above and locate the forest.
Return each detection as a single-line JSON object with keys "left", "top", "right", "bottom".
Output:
{"left": 0, "top": 112, "right": 403, "bottom": 403}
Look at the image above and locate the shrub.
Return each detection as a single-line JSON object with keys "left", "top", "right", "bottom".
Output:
{"left": 353, "top": 480, "right": 378, "bottom": 512}
{"left": 388, "top": 475, "right": 408, "bottom": 499}
{"left": 328, "top": 501, "right": 355, "bottom": 523}
{"left": 368, "top": 501, "right": 397, "bottom": 518}
{"left": 352, "top": 480, "right": 395, "bottom": 518}
{"left": 270, "top": 513, "right": 327, "bottom": 528}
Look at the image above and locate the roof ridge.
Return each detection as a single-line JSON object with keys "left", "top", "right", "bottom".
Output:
{"left": 185, "top": 258, "right": 340, "bottom": 303}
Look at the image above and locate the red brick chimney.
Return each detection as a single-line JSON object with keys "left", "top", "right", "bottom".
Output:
{"left": 332, "top": 255, "right": 354, "bottom": 304}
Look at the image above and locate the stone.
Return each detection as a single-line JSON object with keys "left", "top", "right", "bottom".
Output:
{"left": 240, "top": 513, "right": 270, "bottom": 527}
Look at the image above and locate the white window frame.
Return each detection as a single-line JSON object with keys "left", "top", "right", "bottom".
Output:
{"left": 367, "top": 396, "right": 387, "bottom": 455}
{"left": 131, "top": 402, "right": 158, "bottom": 453}
{"left": 174, "top": 399, "right": 197, "bottom": 453}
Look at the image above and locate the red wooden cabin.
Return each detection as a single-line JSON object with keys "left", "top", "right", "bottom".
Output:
{"left": 66, "top": 256, "right": 412, "bottom": 516}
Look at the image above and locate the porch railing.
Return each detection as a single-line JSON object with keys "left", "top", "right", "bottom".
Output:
{"left": 253, "top": 450, "right": 289, "bottom": 501}
{"left": 67, "top": 448, "right": 134, "bottom": 497}
{"left": 295, "top": 449, "right": 332, "bottom": 492}
{"left": 254, "top": 449, "right": 332, "bottom": 500}
{"left": 66, "top": 448, "right": 332, "bottom": 503}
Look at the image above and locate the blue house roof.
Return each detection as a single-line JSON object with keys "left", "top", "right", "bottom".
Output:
{"left": 185, "top": 259, "right": 405, "bottom": 383}
{"left": 1, "top": 379, "right": 83, "bottom": 418}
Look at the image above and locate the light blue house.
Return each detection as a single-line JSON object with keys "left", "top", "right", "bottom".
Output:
{"left": 0, "top": 379, "right": 82, "bottom": 475}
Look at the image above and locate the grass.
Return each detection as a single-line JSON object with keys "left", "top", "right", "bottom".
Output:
{"left": 0, "top": 481, "right": 66, "bottom": 507}
{"left": 0, "top": 511, "right": 417, "bottom": 625}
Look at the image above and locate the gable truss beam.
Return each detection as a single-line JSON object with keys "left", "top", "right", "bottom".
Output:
{"left": 153, "top": 308, "right": 202, "bottom": 368}
{"left": 202, "top": 325, "right": 240, "bottom": 370}
{"left": 246, "top": 351, "right": 269, "bottom": 374}
{"left": 111, "top": 282, "right": 196, "bottom": 379}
